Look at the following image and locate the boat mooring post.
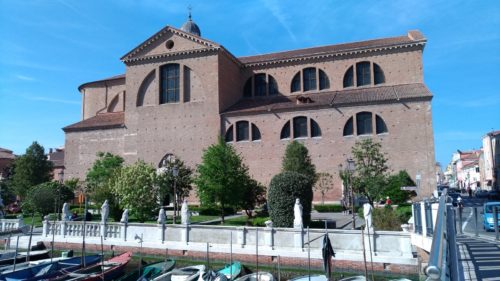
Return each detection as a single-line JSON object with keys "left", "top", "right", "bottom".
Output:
{"left": 100, "top": 236, "right": 105, "bottom": 280}
{"left": 206, "top": 242, "right": 210, "bottom": 269}
{"left": 26, "top": 213, "right": 35, "bottom": 263}
{"left": 230, "top": 231, "right": 233, "bottom": 280}
{"left": 256, "top": 227, "right": 259, "bottom": 278}
{"left": 277, "top": 255, "right": 281, "bottom": 281}
{"left": 13, "top": 235, "right": 20, "bottom": 271}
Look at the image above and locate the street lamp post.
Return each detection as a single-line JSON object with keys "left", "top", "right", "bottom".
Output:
{"left": 339, "top": 159, "right": 356, "bottom": 229}
{"left": 57, "top": 169, "right": 64, "bottom": 220}
{"left": 172, "top": 165, "right": 179, "bottom": 224}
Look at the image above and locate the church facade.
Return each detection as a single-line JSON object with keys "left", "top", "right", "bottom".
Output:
{"left": 63, "top": 18, "right": 435, "bottom": 202}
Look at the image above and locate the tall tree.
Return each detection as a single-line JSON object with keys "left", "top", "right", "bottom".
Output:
{"left": 383, "top": 170, "right": 417, "bottom": 204}
{"left": 85, "top": 152, "right": 124, "bottom": 221}
{"left": 195, "top": 138, "right": 249, "bottom": 223}
{"left": 351, "top": 139, "right": 388, "bottom": 206}
{"left": 282, "top": 141, "right": 316, "bottom": 182}
{"left": 110, "top": 160, "right": 159, "bottom": 222}
{"left": 314, "top": 172, "right": 334, "bottom": 204}
{"left": 10, "top": 142, "right": 53, "bottom": 199}
{"left": 22, "top": 181, "right": 74, "bottom": 218}
{"left": 238, "top": 178, "right": 266, "bottom": 222}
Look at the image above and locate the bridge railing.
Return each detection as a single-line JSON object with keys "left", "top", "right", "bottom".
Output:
{"left": 424, "top": 190, "right": 463, "bottom": 281}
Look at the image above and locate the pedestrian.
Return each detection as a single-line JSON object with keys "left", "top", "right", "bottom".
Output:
{"left": 341, "top": 197, "right": 347, "bottom": 215}
{"left": 385, "top": 196, "right": 392, "bottom": 205}
{"left": 467, "top": 187, "right": 472, "bottom": 197}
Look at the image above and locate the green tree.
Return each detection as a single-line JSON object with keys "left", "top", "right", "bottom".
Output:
{"left": 110, "top": 160, "right": 159, "bottom": 222}
{"left": 195, "top": 138, "right": 249, "bottom": 223}
{"left": 156, "top": 157, "right": 193, "bottom": 220}
{"left": 22, "top": 181, "right": 74, "bottom": 218}
{"left": 10, "top": 142, "right": 53, "bottom": 199}
{"left": 282, "top": 141, "right": 316, "bottom": 181}
{"left": 383, "top": 170, "right": 417, "bottom": 204}
{"left": 268, "top": 171, "right": 313, "bottom": 227}
{"left": 351, "top": 139, "right": 388, "bottom": 206}
{"left": 85, "top": 152, "right": 124, "bottom": 221}
{"left": 314, "top": 172, "right": 334, "bottom": 204}
{"left": 238, "top": 178, "right": 266, "bottom": 223}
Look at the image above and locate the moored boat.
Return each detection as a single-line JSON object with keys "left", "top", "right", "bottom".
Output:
{"left": 233, "top": 272, "right": 274, "bottom": 281}
{"left": 50, "top": 252, "right": 132, "bottom": 281}
{"left": 0, "top": 250, "right": 50, "bottom": 267}
{"left": 288, "top": 275, "right": 328, "bottom": 281}
{"left": 338, "top": 276, "right": 366, "bottom": 281}
{"left": 152, "top": 265, "right": 206, "bottom": 281}
{"left": 216, "top": 262, "right": 241, "bottom": 280}
{"left": 118, "top": 259, "right": 175, "bottom": 281}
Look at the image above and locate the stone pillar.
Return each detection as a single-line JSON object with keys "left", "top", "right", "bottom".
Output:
{"left": 42, "top": 216, "right": 49, "bottom": 237}
{"left": 264, "top": 225, "right": 273, "bottom": 249}
{"left": 294, "top": 227, "right": 304, "bottom": 249}
{"left": 121, "top": 223, "right": 127, "bottom": 241}
{"left": 181, "top": 225, "right": 188, "bottom": 245}
{"left": 100, "top": 223, "right": 106, "bottom": 239}
{"left": 237, "top": 227, "right": 246, "bottom": 247}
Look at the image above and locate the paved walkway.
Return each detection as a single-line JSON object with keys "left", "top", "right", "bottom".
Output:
{"left": 457, "top": 234, "right": 500, "bottom": 281}
{"left": 311, "top": 211, "right": 365, "bottom": 229}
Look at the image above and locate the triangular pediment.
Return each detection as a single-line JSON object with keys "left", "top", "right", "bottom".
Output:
{"left": 121, "top": 26, "right": 220, "bottom": 63}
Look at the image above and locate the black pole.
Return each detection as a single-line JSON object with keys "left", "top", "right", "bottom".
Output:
{"left": 458, "top": 204, "right": 463, "bottom": 234}
{"left": 474, "top": 207, "right": 479, "bottom": 237}
{"left": 82, "top": 195, "right": 88, "bottom": 267}
{"left": 494, "top": 206, "right": 499, "bottom": 241}
{"left": 26, "top": 213, "right": 35, "bottom": 263}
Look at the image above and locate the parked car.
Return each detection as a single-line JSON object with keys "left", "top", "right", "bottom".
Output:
{"left": 475, "top": 189, "right": 489, "bottom": 199}
{"left": 483, "top": 202, "right": 500, "bottom": 231}
{"left": 487, "top": 190, "right": 500, "bottom": 200}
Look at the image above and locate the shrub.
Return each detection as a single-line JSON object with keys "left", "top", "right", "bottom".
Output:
{"left": 268, "top": 171, "right": 313, "bottom": 227}
{"left": 395, "top": 205, "right": 412, "bottom": 224}
{"left": 252, "top": 217, "right": 269, "bottom": 227}
{"left": 22, "top": 181, "right": 75, "bottom": 217}
{"left": 190, "top": 206, "right": 236, "bottom": 216}
{"left": 372, "top": 208, "right": 403, "bottom": 231}
{"left": 314, "top": 204, "right": 343, "bottom": 213}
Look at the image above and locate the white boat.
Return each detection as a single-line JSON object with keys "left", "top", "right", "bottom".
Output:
{"left": 288, "top": 275, "right": 328, "bottom": 281}
{"left": 234, "top": 272, "right": 274, "bottom": 281}
{"left": 152, "top": 265, "right": 206, "bottom": 281}
{"left": 339, "top": 276, "right": 366, "bottom": 281}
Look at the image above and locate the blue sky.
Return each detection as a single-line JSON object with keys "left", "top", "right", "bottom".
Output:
{"left": 0, "top": 0, "right": 499, "bottom": 168}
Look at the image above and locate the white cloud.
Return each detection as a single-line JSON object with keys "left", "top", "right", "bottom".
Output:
{"left": 28, "top": 96, "right": 80, "bottom": 105}
{"left": 261, "top": 0, "right": 297, "bottom": 43}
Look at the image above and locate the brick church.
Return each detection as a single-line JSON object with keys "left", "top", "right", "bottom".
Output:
{"left": 63, "top": 14, "right": 436, "bottom": 202}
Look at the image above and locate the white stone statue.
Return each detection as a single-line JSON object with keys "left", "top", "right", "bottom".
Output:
{"left": 363, "top": 203, "right": 373, "bottom": 233}
{"left": 293, "top": 198, "right": 303, "bottom": 229}
{"left": 62, "top": 203, "right": 71, "bottom": 221}
{"left": 181, "top": 199, "right": 190, "bottom": 225}
{"left": 265, "top": 220, "right": 273, "bottom": 228}
{"left": 157, "top": 208, "right": 166, "bottom": 224}
{"left": 101, "top": 200, "right": 109, "bottom": 224}
{"left": 120, "top": 209, "right": 129, "bottom": 223}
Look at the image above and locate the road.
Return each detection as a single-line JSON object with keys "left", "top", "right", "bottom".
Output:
{"left": 454, "top": 196, "right": 499, "bottom": 240}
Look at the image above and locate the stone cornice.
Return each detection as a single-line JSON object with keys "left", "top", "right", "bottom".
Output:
{"left": 123, "top": 47, "right": 219, "bottom": 65}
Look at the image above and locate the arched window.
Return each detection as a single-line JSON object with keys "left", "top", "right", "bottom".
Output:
{"left": 252, "top": 124, "right": 261, "bottom": 141}
{"left": 342, "top": 112, "right": 388, "bottom": 137}
{"left": 311, "top": 119, "right": 322, "bottom": 137}
{"left": 356, "top": 62, "right": 371, "bottom": 87}
{"left": 280, "top": 117, "right": 322, "bottom": 139}
{"left": 225, "top": 125, "right": 234, "bottom": 142}
{"left": 291, "top": 73, "right": 301, "bottom": 92}
{"left": 343, "top": 62, "right": 386, "bottom": 88}
{"left": 293, "top": 116, "right": 308, "bottom": 138}
{"left": 243, "top": 73, "right": 279, "bottom": 97}
{"left": 160, "top": 64, "right": 180, "bottom": 104}
{"left": 343, "top": 117, "right": 354, "bottom": 136}
{"left": 343, "top": 66, "right": 354, "bottom": 88}
{"left": 376, "top": 115, "right": 388, "bottom": 134}
{"left": 225, "top": 121, "right": 261, "bottom": 142}
{"left": 280, "top": 121, "right": 291, "bottom": 139}
{"left": 356, "top": 112, "right": 372, "bottom": 135}
{"left": 159, "top": 153, "right": 175, "bottom": 168}
{"left": 374, "top": 63, "right": 385, "bottom": 85}
{"left": 236, "top": 121, "right": 249, "bottom": 141}
{"left": 291, "top": 67, "right": 330, "bottom": 93}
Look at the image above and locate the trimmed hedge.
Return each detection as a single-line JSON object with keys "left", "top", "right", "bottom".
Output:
{"left": 268, "top": 171, "right": 313, "bottom": 228}
{"left": 314, "top": 204, "right": 343, "bottom": 213}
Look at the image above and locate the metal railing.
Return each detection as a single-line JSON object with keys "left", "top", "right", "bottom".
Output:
{"left": 425, "top": 190, "right": 463, "bottom": 281}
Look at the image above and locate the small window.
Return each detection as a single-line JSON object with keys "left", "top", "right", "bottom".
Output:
{"left": 311, "top": 119, "right": 321, "bottom": 137}
{"left": 280, "top": 121, "right": 291, "bottom": 139}
{"left": 268, "top": 76, "right": 278, "bottom": 96}
{"left": 356, "top": 62, "right": 371, "bottom": 87}
{"left": 343, "top": 117, "right": 353, "bottom": 136}
{"left": 225, "top": 125, "right": 234, "bottom": 142}
{"left": 243, "top": 78, "right": 252, "bottom": 98}
{"left": 343, "top": 66, "right": 354, "bottom": 88}
{"left": 160, "top": 64, "right": 180, "bottom": 104}
{"left": 376, "top": 115, "right": 388, "bottom": 134}
{"left": 303, "top": 68, "right": 317, "bottom": 92}
{"left": 254, "top": 74, "right": 267, "bottom": 97}
{"left": 293, "top": 117, "right": 308, "bottom": 138}
{"left": 319, "top": 69, "right": 330, "bottom": 90}
{"left": 356, "top": 112, "right": 372, "bottom": 135}
{"left": 374, "top": 63, "right": 385, "bottom": 85}
{"left": 236, "top": 121, "right": 249, "bottom": 141}
{"left": 291, "top": 73, "right": 301, "bottom": 92}
{"left": 251, "top": 124, "right": 261, "bottom": 141}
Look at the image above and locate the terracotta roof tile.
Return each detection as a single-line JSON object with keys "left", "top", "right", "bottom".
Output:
{"left": 238, "top": 32, "right": 426, "bottom": 65}
{"left": 222, "top": 83, "right": 432, "bottom": 115}
{"left": 63, "top": 112, "right": 125, "bottom": 132}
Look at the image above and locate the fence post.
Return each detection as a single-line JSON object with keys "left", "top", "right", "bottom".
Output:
{"left": 494, "top": 206, "right": 499, "bottom": 241}
{"left": 474, "top": 207, "right": 479, "bottom": 237}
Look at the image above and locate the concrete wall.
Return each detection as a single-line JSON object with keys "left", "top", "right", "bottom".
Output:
{"left": 81, "top": 79, "right": 125, "bottom": 120}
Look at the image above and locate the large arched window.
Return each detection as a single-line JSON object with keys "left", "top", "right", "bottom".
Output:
{"left": 342, "top": 112, "right": 388, "bottom": 136}
{"left": 291, "top": 68, "right": 330, "bottom": 93}
{"left": 280, "top": 116, "right": 322, "bottom": 139}
{"left": 225, "top": 121, "right": 261, "bottom": 142}
{"left": 160, "top": 64, "right": 180, "bottom": 104}
{"left": 343, "top": 62, "right": 385, "bottom": 88}
{"left": 243, "top": 73, "right": 279, "bottom": 98}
